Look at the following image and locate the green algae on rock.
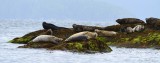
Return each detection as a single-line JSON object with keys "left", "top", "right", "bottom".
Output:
{"left": 105, "top": 29, "right": 160, "bottom": 48}
{"left": 19, "top": 39, "right": 112, "bottom": 53}
{"left": 9, "top": 29, "right": 49, "bottom": 44}
{"left": 9, "top": 37, "right": 33, "bottom": 44}
{"left": 9, "top": 29, "right": 75, "bottom": 44}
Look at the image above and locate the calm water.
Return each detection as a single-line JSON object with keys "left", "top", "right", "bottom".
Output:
{"left": 0, "top": 20, "right": 160, "bottom": 63}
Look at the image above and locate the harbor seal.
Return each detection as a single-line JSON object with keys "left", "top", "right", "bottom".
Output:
{"left": 41, "top": 29, "right": 53, "bottom": 35}
{"left": 31, "top": 35, "right": 63, "bottom": 44}
{"left": 146, "top": 17, "right": 160, "bottom": 25}
{"left": 65, "top": 31, "right": 98, "bottom": 42}
{"left": 95, "top": 29, "right": 117, "bottom": 37}
{"left": 146, "top": 17, "right": 160, "bottom": 30}
{"left": 126, "top": 27, "right": 134, "bottom": 33}
{"left": 116, "top": 18, "right": 145, "bottom": 24}
{"left": 132, "top": 25, "right": 145, "bottom": 32}
{"left": 72, "top": 24, "right": 104, "bottom": 32}
{"left": 42, "top": 22, "right": 67, "bottom": 30}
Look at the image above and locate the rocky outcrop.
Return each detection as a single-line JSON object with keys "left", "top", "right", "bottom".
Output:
{"left": 10, "top": 28, "right": 112, "bottom": 53}
{"left": 9, "top": 29, "right": 74, "bottom": 44}
{"left": 19, "top": 39, "right": 112, "bottom": 53}
{"left": 105, "top": 29, "right": 160, "bottom": 48}
{"left": 9, "top": 17, "right": 160, "bottom": 53}
{"left": 116, "top": 18, "right": 145, "bottom": 25}
{"left": 9, "top": 29, "right": 49, "bottom": 44}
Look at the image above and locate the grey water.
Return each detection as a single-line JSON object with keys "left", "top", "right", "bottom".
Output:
{"left": 0, "top": 20, "right": 160, "bottom": 63}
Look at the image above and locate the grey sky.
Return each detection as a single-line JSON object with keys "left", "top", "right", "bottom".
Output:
{"left": 0, "top": 0, "right": 159, "bottom": 21}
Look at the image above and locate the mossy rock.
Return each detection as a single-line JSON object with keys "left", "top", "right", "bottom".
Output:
{"left": 9, "top": 29, "right": 48, "bottom": 44}
{"left": 9, "top": 29, "right": 75, "bottom": 44}
{"left": 9, "top": 37, "right": 33, "bottom": 44}
{"left": 105, "top": 29, "right": 160, "bottom": 48}
{"left": 19, "top": 38, "right": 112, "bottom": 53}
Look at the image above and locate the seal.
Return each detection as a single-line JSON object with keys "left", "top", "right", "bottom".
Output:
{"left": 95, "top": 29, "right": 117, "bottom": 37}
{"left": 132, "top": 25, "right": 145, "bottom": 32}
{"left": 126, "top": 27, "right": 134, "bottom": 33}
{"left": 42, "top": 22, "right": 67, "bottom": 30}
{"left": 72, "top": 24, "right": 104, "bottom": 32}
{"left": 41, "top": 29, "right": 53, "bottom": 35}
{"left": 146, "top": 17, "right": 160, "bottom": 30}
{"left": 116, "top": 18, "right": 145, "bottom": 24}
{"left": 65, "top": 31, "right": 98, "bottom": 42}
{"left": 31, "top": 35, "right": 63, "bottom": 44}
{"left": 146, "top": 17, "right": 160, "bottom": 25}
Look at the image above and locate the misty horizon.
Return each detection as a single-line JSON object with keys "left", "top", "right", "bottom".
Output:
{"left": 0, "top": 0, "right": 159, "bottom": 21}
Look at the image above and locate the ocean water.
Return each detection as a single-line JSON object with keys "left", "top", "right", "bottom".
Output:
{"left": 0, "top": 20, "right": 160, "bottom": 63}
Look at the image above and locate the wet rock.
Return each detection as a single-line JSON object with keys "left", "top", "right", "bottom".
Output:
{"left": 19, "top": 39, "right": 112, "bottom": 53}
{"left": 10, "top": 28, "right": 112, "bottom": 53}
{"left": 116, "top": 18, "right": 145, "bottom": 25}
{"left": 19, "top": 42, "right": 57, "bottom": 48}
